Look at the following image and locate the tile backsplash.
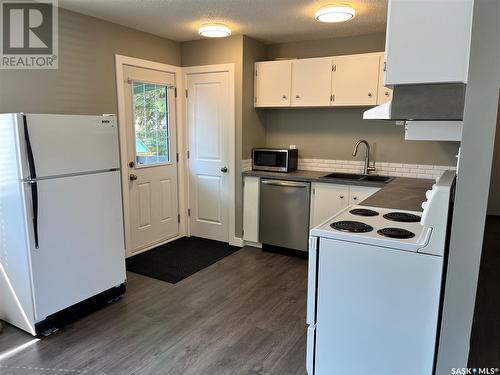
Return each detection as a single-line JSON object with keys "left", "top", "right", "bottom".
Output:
{"left": 242, "top": 158, "right": 456, "bottom": 180}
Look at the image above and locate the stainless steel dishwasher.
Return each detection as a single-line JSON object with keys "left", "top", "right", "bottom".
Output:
{"left": 259, "top": 179, "right": 311, "bottom": 252}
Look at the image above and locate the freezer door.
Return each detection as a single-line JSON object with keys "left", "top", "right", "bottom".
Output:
{"left": 25, "top": 171, "right": 126, "bottom": 321}
{"left": 22, "top": 114, "right": 119, "bottom": 178}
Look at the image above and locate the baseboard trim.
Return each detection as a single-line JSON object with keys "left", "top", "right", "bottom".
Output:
{"left": 244, "top": 241, "right": 262, "bottom": 248}
{"left": 230, "top": 237, "right": 244, "bottom": 247}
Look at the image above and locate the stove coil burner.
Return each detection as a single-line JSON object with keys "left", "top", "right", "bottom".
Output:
{"left": 377, "top": 227, "right": 415, "bottom": 239}
{"left": 331, "top": 221, "right": 374, "bottom": 233}
{"left": 383, "top": 212, "right": 421, "bottom": 223}
{"left": 349, "top": 208, "right": 379, "bottom": 217}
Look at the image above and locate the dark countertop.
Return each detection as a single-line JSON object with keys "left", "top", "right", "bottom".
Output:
{"left": 242, "top": 169, "right": 389, "bottom": 188}
{"left": 359, "top": 177, "right": 433, "bottom": 212}
{"left": 242, "top": 169, "right": 434, "bottom": 212}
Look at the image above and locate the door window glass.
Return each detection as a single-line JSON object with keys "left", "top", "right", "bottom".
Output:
{"left": 132, "top": 82, "right": 169, "bottom": 166}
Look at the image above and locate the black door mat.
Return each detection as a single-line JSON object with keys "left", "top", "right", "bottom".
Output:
{"left": 126, "top": 236, "right": 240, "bottom": 284}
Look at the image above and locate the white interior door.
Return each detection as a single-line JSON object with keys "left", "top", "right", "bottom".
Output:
{"left": 187, "top": 71, "right": 231, "bottom": 242}
{"left": 123, "top": 65, "right": 179, "bottom": 256}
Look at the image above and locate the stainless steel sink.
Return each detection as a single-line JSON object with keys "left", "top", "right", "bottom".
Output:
{"left": 322, "top": 172, "right": 365, "bottom": 180}
{"left": 321, "top": 172, "right": 393, "bottom": 184}
{"left": 360, "top": 175, "right": 393, "bottom": 183}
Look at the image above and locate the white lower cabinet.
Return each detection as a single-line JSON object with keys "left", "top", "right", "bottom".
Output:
{"left": 310, "top": 183, "right": 349, "bottom": 228}
{"left": 310, "top": 183, "right": 380, "bottom": 228}
{"left": 348, "top": 185, "right": 380, "bottom": 206}
{"left": 243, "top": 176, "right": 260, "bottom": 243}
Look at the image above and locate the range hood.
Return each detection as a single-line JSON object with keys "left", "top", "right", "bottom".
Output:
{"left": 364, "top": 83, "right": 466, "bottom": 121}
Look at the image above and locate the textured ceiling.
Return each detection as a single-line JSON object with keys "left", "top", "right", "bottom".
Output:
{"left": 58, "top": 0, "right": 387, "bottom": 44}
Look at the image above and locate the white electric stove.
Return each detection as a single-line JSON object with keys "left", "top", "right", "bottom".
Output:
{"left": 306, "top": 170, "right": 456, "bottom": 375}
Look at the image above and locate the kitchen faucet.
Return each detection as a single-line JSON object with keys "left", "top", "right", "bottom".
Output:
{"left": 352, "top": 139, "right": 376, "bottom": 175}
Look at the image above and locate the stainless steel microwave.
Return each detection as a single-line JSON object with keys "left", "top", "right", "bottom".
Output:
{"left": 252, "top": 148, "right": 298, "bottom": 172}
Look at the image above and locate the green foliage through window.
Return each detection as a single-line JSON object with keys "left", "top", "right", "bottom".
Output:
{"left": 133, "top": 82, "right": 169, "bottom": 165}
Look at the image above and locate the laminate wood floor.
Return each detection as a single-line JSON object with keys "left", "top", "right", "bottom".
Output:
{"left": 0, "top": 247, "right": 308, "bottom": 375}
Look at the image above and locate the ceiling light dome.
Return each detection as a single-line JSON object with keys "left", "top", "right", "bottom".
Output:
{"left": 198, "top": 24, "right": 231, "bottom": 38}
{"left": 315, "top": 5, "right": 356, "bottom": 23}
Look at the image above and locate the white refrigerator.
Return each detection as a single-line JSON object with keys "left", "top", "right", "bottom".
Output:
{"left": 0, "top": 113, "right": 126, "bottom": 335}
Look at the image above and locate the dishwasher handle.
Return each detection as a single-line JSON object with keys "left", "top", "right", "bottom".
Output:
{"left": 261, "top": 179, "right": 309, "bottom": 188}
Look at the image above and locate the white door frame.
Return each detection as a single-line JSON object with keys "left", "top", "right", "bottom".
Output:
{"left": 115, "top": 54, "right": 188, "bottom": 256}
{"left": 183, "top": 64, "right": 239, "bottom": 247}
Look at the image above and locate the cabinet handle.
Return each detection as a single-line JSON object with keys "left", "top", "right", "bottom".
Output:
{"left": 282, "top": 95, "right": 287, "bottom": 100}
{"left": 340, "top": 195, "right": 344, "bottom": 199}
{"left": 368, "top": 93, "right": 372, "bottom": 97}
{"left": 385, "top": 91, "right": 390, "bottom": 96}
{"left": 295, "top": 94, "right": 300, "bottom": 99}
{"left": 353, "top": 197, "right": 358, "bottom": 201}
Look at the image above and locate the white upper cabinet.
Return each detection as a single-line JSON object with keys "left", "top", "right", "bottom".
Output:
{"left": 291, "top": 57, "right": 333, "bottom": 107}
{"left": 385, "top": 0, "right": 473, "bottom": 85}
{"left": 331, "top": 53, "right": 380, "bottom": 107}
{"left": 376, "top": 53, "right": 392, "bottom": 105}
{"left": 254, "top": 61, "right": 292, "bottom": 107}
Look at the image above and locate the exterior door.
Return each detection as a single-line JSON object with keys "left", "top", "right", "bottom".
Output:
{"left": 123, "top": 65, "right": 179, "bottom": 256}
{"left": 187, "top": 71, "right": 230, "bottom": 242}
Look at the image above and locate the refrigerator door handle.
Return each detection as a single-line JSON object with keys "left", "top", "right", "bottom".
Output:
{"left": 30, "top": 181, "right": 39, "bottom": 249}
{"left": 23, "top": 115, "right": 39, "bottom": 248}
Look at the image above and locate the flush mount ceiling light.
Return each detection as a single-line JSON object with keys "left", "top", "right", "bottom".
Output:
{"left": 198, "top": 24, "right": 231, "bottom": 38}
{"left": 315, "top": 5, "right": 356, "bottom": 23}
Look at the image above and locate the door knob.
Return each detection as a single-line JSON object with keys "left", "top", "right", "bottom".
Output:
{"left": 129, "top": 174, "right": 138, "bottom": 181}
{"left": 220, "top": 166, "right": 228, "bottom": 173}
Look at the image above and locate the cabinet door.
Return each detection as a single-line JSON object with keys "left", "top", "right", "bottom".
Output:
{"left": 349, "top": 185, "right": 380, "bottom": 206}
{"left": 310, "top": 183, "right": 349, "bottom": 228}
{"left": 291, "top": 57, "right": 333, "bottom": 107}
{"left": 331, "top": 54, "right": 380, "bottom": 106}
{"left": 243, "top": 177, "right": 260, "bottom": 243}
{"left": 254, "top": 61, "right": 292, "bottom": 107}
{"left": 385, "top": 0, "right": 472, "bottom": 85}
{"left": 377, "top": 54, "right": 393, "bottom": 105}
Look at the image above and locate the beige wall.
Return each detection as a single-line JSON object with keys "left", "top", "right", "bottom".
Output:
{"left": 242, "top": 36, "right": 267, "bottom": 158}
{"left": 265, "top": 108, "right": 459, "bottom": 165}
{"left": 263, "top": 34, "right": 460, "bottom": 166}
{"left": 267, "top": 33, "right": 387, "bottom": 60}
{"left": 0, "top": 8, "right": 180, "bottom": 115}
{"left": 181, "top": 36, "right": 245, "bottom": 238}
